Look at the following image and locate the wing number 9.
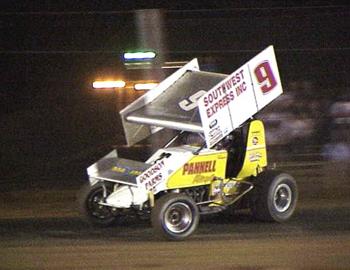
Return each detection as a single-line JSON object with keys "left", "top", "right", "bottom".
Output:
{"left": 179, "top": 90, "right": 207, "bottom": 111}
{"left": 254, "top": 61, "right": 277, "bottom": 94}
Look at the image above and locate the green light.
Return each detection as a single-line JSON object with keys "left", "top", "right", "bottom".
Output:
{"left": 123, "top": 51, "right": 156, "bottom": 61}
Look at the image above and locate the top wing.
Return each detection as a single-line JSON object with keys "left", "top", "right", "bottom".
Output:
{"left": 126, "top": 71, "right": 226, "bottom": 131}
{"left": 120, "top": 59, "right": 226, "bottom": 146}
{"left": 120, "top": 46, "right": 283, "bottom": 147}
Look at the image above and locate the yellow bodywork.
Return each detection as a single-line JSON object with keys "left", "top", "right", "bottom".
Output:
{"left": 166, "top": 120, "right": 267, "bottom": 191}
{"left": 236, "top": 120, "right": 267, "bottom": 178}
{"left": 167, "top": 150, "right": 228, "bottom": 189}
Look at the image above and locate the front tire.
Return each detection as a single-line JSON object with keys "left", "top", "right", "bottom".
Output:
{"left": 77, "top": 182, "right": 117, "bottom": 227}
{"left": 151, "top": 193, "right": 199, "bottom": 241}
{"left": 251, "top": 170, "right": 298, "bottom": 223}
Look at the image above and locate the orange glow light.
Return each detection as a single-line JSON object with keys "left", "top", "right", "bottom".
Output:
{"left": 93, "top": 80, "right": 126, "bottom": 89}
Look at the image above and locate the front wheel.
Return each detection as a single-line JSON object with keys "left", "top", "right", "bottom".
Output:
{"left": 77, "top": 182, "right": 117, "bottom": 227}
{"left": 251, "top": 170, "right": 298, "bottom": 223}
{"left": 151, "top": 193, "right": 199, "bottom": 241}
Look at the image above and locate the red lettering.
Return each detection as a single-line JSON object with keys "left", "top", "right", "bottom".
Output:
{"left": 229, "top": 91, "right": 235, "bottom": 101}
{"left": 254, "top": 61, "right": 277, "bottom": 94}
{"left": 236, "top": 82, "right": 247, "bottom": 96}
{"left": 240, "top": 69, "right": 244, "bottom": 80}
{"left": 182, "top": 161, "right": 216, "bottom": 175}
{"left": 205, "top": 90, "right": 235, "bottom": 118}
{"left": 225, "top": 80, "right": 232, "bottom": 90}
{"left": 206, "top": 108, "right": 211, "bottom": 118}
{"left": 145, "top": 173, "right": 163, "bottom": 190}
{"left": 235, "top": 73, "right": 241, "bottom": 84}
{"left": 204, "top": 162, "right": 209, "bottom": 172}
{"left": 183, "top": 164, "right": 189, "bottom": 174}
{"left": 188, "top": 163, "right": 194, "bottom": 174}
{"left": 203, "top": 96, "right": 208, "bottom": 107}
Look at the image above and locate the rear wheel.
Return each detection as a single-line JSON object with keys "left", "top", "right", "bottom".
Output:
{"left": 77, "top": 182, "right": 117, "bottom": 227}
{"left": 151, "top": 193, "right": 199, "bottom": 240}
{"left": 251, "top": 170, "right": 298, "bottom": 222}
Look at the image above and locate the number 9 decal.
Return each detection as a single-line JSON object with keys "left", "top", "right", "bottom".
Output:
{"left": 179, "top": 90, "right": 207, "bottom": 111}
{"left": 254, "top": 61, "right": 277, "bottom": 94}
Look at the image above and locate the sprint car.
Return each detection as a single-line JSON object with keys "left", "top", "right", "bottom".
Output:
{"left": 78, "top": 46, "right": 298, "bottom": 240}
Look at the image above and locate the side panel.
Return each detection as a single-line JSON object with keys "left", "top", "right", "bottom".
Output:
{"left": 137, "top": 147, "right": 194, "bottom": 193}
{"left": 166, "top": 150, "right": 228, "bottom": 189}
{"left": 236, "top": 120, "right": 267, "bottom": 178}
{"left": 198, "top": 45, "right": 283, "bottom": 148}
{"left": 120, "top": 58, "right": 200, "bottom": 146}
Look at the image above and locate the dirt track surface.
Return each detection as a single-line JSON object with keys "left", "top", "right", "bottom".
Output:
{"left": 1, "top": 160, "right": 349, "bottom": 269}
{"left": 1, "top": 234, "right": 349, "bottom": 270}
{"left": 1, "top": 195, "right": 350, "bottom": 270}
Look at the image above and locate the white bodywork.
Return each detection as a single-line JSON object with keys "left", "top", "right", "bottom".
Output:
{"left": 106, "top": 185, "right": 148, "bottom": 208}
{"left": 94, "top": 146, "right": 197, "bottom": 208}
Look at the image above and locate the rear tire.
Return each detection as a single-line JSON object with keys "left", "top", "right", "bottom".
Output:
{"left": 77, "top": 182, "right": 117, "bottom": 227}
{"left": 251, "top": 170, "right": 298, "bottom": 222}
{"left": 151, "top": 193, "right": 199, "bottom": 241}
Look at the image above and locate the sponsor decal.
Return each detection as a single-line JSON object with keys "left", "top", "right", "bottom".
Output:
{"left": 129, "top": 170, "right": 143, "bottom": 176}
{"left": 143, "top": 173, "right": 163, "bottom": 190}
{"left": 183, "top": 160, "right": 216, "bottom": 175}
{"left": 209, "top": 126, "right": 223, "bottom": 145}
{"left": 112, "top": 166, "right": 142, "bottom": 176}
{"left": 211, "top": 184, "right": 221, "bottom": 196}
{"left": 249, "top": 152, "right": 262, "bottom": 162}
{"left": 254, "top": 61, "right": 277, "bottom": 94}
{"left": 204, "top": 90, "right": 235, "bottom": 118}
{"left": 199, "top": 46, "right": 283, "bottom": 148}
{"left": 209, "top": 119, "right": 218, "bottom": 128}
{"left": 179, "top": 90, "right": 207, "bottom": 111}
{"left": 137, "top": 160, "right": 166, "bottom": 190}
{"left": 112, "top": 166, "right": 126, "bottom": 173}
{"left": 202, "top": 69, "right": 249, "bottom": 119}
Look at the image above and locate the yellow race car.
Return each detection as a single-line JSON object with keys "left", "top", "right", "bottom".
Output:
{"left": 78, "top": 46, "right": 298, "bottom": 240}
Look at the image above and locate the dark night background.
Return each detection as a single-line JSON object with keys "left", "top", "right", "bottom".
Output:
{"left": 1, "top": 1, "right": 349, "bottom": 189}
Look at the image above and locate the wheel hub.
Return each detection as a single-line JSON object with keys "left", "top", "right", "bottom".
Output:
{"left": 273, "top": 183, "right": 292, "bottom": 213}
{"left": 164, "top": 202, "right": 192, "bottom": 234}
